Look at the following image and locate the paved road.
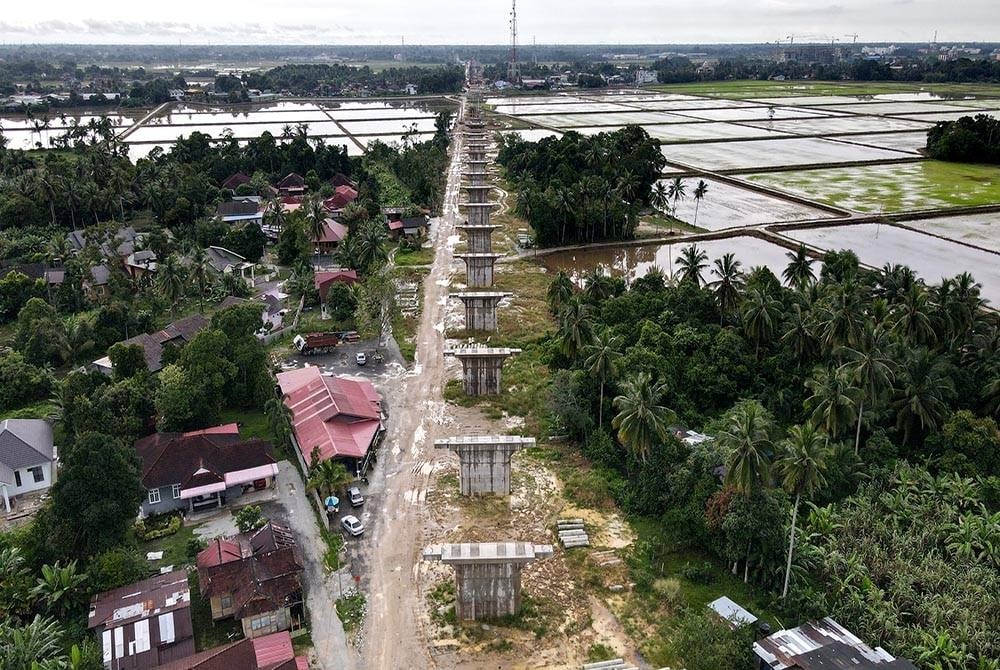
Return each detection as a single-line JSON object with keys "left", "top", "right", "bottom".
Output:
{"left": 266, "top": 460, "right": 360, "bottom": 670}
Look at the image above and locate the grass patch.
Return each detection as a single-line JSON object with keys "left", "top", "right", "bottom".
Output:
{"left": 745, "top": 160, "right": 1000, "bottom": 212}
{"left": 393, "top": 245, "right": 434, "bottom": 267}
{"left": 137, "top": 521, "right": 199, "bottom": 569}
{"left": 188, "top": 571, "right": 244, "bottom": 651}
{"left": 428, "top": 579, "right": 458, "bottom": 628}
{"left": 587, "top": 642, "right": 618, "bottom": 663}
{"left": 391, "top": 308, "right": 418, "bottom": 363}
{"left": 335, "top": 592, "right": 366, "bottom": 633}
{"left": 319, "top": 526, "right": 344, "bottom": 571}
{"left": 639, "top": 214, "right": 707, "bottom": 236}
{"left": 219, "top": 408, "right": 269, "bottom": 441}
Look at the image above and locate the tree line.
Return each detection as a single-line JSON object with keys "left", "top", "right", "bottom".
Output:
{"left": 545, "top": 245, "right": 999, "bottom": 667}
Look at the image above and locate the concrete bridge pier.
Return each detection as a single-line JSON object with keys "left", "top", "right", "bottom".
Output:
{"left": 456, "top": 253, "right": 501, "bottom": 287}
{"left": 451, "top": 291, "right": 511, "bottom": 330}
{"left": 423, "top": 542, "right": 553, "bottom": 620}
{"left": 462, "top": 184, "right": 492, "bottom": 204}
{"left": 444, "top": 345, "right": 520, "bottom": 395}
{"left": 434, "top": 435, "right": 535, "bottom": 495}
{"left": 460, "top": 202, "right": 497, "bottom": 227}
{"left": 455, "top": 224, "right": 499, "bottom": 253}
{"left": 465, "top": 170, "right": 490, "bottom": 187}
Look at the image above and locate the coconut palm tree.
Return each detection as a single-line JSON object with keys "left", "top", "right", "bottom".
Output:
{"left": 894, "top": 347, "right": 955, "bottom": 445}
{"left": 781, "top": 302, "right": 817, "bottom": 360}
{"left": 611, "top": 373, "right": 676, "bottom": 463}
{"left": 676, "top": 243, "right": 708, "bottom": 286}
{"left": 307, "top": 459, "right": 353, "bottom": 500}
{"left": 354, "top": 221, "right": 388, "bottom": 274}
{"left": 804, "top": 367, "right": 859, "bottom": 439}
{"left": 547, "top": 271, "right": 575, "bottom": 315}
{"left": 892, "top": 283, "right": 936, "bottom": 346}
{"left": 777, "top": 423, "right": 829, "bottom": 600}
{"left": 558, "top": 298, "right": 595, "bottom": 361}
{"left": 584, "top": 271, "right": 615, "bottom": 303}
{"left": 187, "top": 246, "right": 214, "bottom": 309}
{"left": 304, "top": 195, "right": 327, "bottom": 258}
{"left": 837, "top": 325, "right": 896, "bottom": 454}
{"left": 650, "top": 182, "right": 669, "bottom": 216}
{"left": 666, "top": 176, "right": 686, "bottom": 216}
{"left": 584, "top": 330, "right": 623, "bottom": 428}
{"left": 709, "top": 252, "right": 744, "bottom": 322}
{"left": 782, "top": 245, "right": 815, "bottom": 289}
{"left": 718, "top": 400, "right": 774, "bottom": 495}
{"left": 155, "top": 253, "right": 187, "bottom": 316}
{"left": 692, "top": 179, "right": 709, "bottom": 226}
{"left": 741, "top": 288, "right": 782, "bottom": 356}
{"left": 264, "top": 396, "right": 294, "bottom": 447}
{"left": 814, "top": 282, "right": 865, "bottom": 352}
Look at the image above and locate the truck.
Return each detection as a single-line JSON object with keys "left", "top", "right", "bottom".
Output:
{"left": 293, "top": 332, "right": 341, "bottom": 355}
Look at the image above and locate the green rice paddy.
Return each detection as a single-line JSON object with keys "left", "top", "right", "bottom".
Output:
{"left": 744, "top": 161, "right": 1000, "bottom": 213}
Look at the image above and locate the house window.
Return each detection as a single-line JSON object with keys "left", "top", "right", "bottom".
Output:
{"left": 250, "top": 613, "right": 275, "bottom": 631}
{"left": 171, "top": 484, "right": 182, "bottom": 499}
{"left": 221, "top": 595, "right": 233, "bottom": 610}
{"left": 29, "top": 466, "right": 44, "bottom": 483}
{"left": 148, "top": 488, "right": 161, "bottom": 504}
{"left": 14, "top": 471, "right": 21, "bottom": 487}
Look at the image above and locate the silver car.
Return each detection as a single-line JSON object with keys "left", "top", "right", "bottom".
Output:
{"left": 341, "top": 514, "right": 365, "bottom": 536}
{"left": 347, "top": 486, "right": 365, "bottom": 507}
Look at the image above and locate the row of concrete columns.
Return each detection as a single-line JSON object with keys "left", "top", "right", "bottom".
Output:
{"left": 428, "top": 85, "right": 550, "bottom": 623}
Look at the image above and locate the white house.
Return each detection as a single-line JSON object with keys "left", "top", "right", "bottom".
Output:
{"left": 0, "top": 419, "right": 56, "bottom": 513}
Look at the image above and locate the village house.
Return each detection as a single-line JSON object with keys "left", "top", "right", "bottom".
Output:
{"left": 216, "top": 200, "right": 264, "bottom": 228}
{"left": 314, "top": 268, "right": 359, "bottom": 302}
{"left": 88, "top": 570, "right": 195, "bottom": 670}
{"left": 322, "top": 184, "right": 359, "bottom": 213}
{"left": 92, "top": 313, "right": 210, "bottom": 375}
{"left": 125, "top": 249, "right": 158, "bottom": 279}
{"left": 275, "top": 366, "right": 383, "bottom": 475}
{"left": 754, "top": 617, "right": 918, "bottom": 670}
{"left": 0, "top": 419, "right": 56, "bottom": 514}
{"left": 221, "top": 172, "right": 252, "bottom": 192}
{"left": 197, "top": 522, "right": 304, "bottom": 639}
{"left": 276, "top": 173, "right": 307, "bottom": 196}
{"left": 134, "top": 423, "right": 278, "bottom": 518}
{"left": 155, "top": 630, "right": 307, "bottom": 670}
{"left": 313, "top": 219, "right": 349, "bottom": 254}
{"left": 387, "top": 214, "right": 429, "bottom": 241}
{"left": 205, "top": 245, "right": 256, "bottom": 283}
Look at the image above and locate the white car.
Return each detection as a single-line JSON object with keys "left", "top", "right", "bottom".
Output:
{"left": 355, "top": 352, "right": 367, "bottom": 366}
{"left": 341, "top": 515, "right": 365, "bottom": 536}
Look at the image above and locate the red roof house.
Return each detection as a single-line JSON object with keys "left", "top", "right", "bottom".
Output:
{"left": 313, "top": 219, "right": 348, "bottom": 253}
{"left": 323, "top": 185, "right": 359, "bottom": 211}
{"left": 276, "top": 173, "right": 306, "bottom": 196}
{"left": 221, "top": 172, "right": 251, "bottom": 191}
{"left": 275, "top": 367, "right": 382, "bottom": 468}
{"left": 156, "top": 628, "right": 306, "bottom": 670}
{"left": 314, "top": 269, "right": 359, "bottom": 302}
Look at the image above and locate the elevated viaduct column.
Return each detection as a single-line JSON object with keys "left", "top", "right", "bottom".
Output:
{"left": 445, "top": 345, "right": 520, "bottom": 395}
{"left": 434, "top": 435, "right": 535, "bottom": 495}
{"left": 423, "top": 542, "right": 553, "bottom": 620}
{"left": 451, "top": 291, "right": 511, "bottom": 331}
{"left": 456, "top": 253, "right": 501, "bottom": 288}
{"left": 455, "top": 224, "right": 498, "bottom": 253}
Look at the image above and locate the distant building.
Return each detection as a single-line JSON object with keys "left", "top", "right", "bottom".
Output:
{"left": 313, "top": 219, "right": 349, "bottom": 254}
{"left": 88, "top": 570, "right": 195, "bottom": 669}
{"left": 323, "top": 184, "right": 359, "bottom": 212}
{"left": 216, "top": 200, "right": 264, "bottom": 227}
{"left": 314, "top": 269, "right": 359, "bottom": 302}
{"left": 221, "top": 172, "right": 252, "bottom": 192}
{"left": 778, "top": 45, "right": 844, "bottom": 65}
{"left": 754, "top": 617, "right": 918, "bottom": 670}
{"left": 276, "top": 173, "right": 307, "bottom": 197}
{"left": 635, "top": 69, "right": 658, "bottom": 86}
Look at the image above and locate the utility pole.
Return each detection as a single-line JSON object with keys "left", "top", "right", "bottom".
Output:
{"left": 507, "top": 0, "right": 521, "bottom": 84}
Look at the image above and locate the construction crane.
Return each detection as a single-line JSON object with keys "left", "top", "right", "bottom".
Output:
{"left": 785, "top": 35, "right": 796, "bottom": 44}
{"left": 844, "top": 33, "right": 859, "bottom": 43}
{"left": 507, "top": 0, "right": 521, "bottom": 84}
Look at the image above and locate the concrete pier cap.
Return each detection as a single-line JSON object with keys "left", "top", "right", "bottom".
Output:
{"left": 423, "top": 541, "right": 553, "bottom": 564}
{"left": 435, "top": 434, "right": 534, "bottom": 495}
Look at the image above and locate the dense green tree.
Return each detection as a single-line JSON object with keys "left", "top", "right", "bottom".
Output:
{"left": 107, "top": 342, "right": 148, "bottom": 381}
{"left": 612, "top": 373, "right": 675, "bottom": 463}
{"left": 719, "top": 400, "right": 774, "bottom": 495}
{"left": 583, "top": 330, "right": 622, "bottom": 428}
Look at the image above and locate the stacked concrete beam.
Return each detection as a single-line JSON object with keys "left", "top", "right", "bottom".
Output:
{"left": 423, "top": 542, "right": 553, "bottom": 620}
{"left": 434, "top": 435, "right": 534, "bottom": 495}
{"left": 450, "top": 291, "right": 511, "bottom": 331}
{"left": 444, "top": 345, "right": 520, "bottom": 395}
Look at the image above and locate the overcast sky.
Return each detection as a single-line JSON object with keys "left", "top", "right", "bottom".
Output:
{"left": 0, "top": 1, "right": 995, "bottom": 45}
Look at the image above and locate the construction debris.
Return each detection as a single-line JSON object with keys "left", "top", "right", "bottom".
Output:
{"left": 557, "top": 518, "right": 590, "bottom": 548}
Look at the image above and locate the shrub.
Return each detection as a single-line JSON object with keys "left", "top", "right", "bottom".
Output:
{"left": 680, "top": 561, "right": 716, "bottom": 585}
{"left": 652, "top": 577, "right": 684, "bottom": 608}
{"left": 133, "top": 513, "right": 182, "bottom": 541}
{"left": 186, "top": 537, "right": 208, "bottom": 560}
{"left": 233, "top": 505, "right": 266, "bottom": 533}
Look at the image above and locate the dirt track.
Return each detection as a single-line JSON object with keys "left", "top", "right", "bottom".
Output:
{"left": 360, "top": 96, "right": 467, "bottom": 670}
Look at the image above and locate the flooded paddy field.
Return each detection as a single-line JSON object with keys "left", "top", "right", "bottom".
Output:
{"left": 644, "top": 121, "right": 787, "bottom": 143}
{"left": 780, "top": 223, "right": 1000, "bottom": 305}
{"left": 745, "top": 161, "right": 1000, "bottom": 213}
{"left": 830, "top": 132, "right": 929, "bottom": 154}
{"left": 628, "top": 98, "right": 763, "bottom": 111}
{"left": 494, "top": 101, "right": 636, "bottom": 115}
{"left": 519, "top": 111, "right": 692, "bottom": 128}
{"left": 128, "top": 120, "right": 347, "bottom": 142}
{"left": 658, "top": 177, "right": 838, "bottom": 231}
{"left": 892, "top": 212, "right": 1000, "bottom": 253}
{"left": 499, "top": 128, "right": 563, "bottom": 142}
{"left": 660, "top": 136, "right": 910, "bottom": 172}
{"left": 822, "top": 101, "right": 981, "bottom": 116}
{"left": 670, "top": 105, "right": 841, "bottom": 122}
{"left": 540, "top": 234, "right": 799, "bottom": 285}
{"left": 900, "top": 110, "right": 1000, "bottom": 123}
{"left": 744, "top": 115, "right": 931, "bottom": 135}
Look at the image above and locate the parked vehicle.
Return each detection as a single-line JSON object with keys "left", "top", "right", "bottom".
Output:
{"left": 355, "top": 352, "right": 367, "bottom": 366}
{"left": 293, "top": 332, "right": 341, "bottom": 355}
{"left": 347, "top": 486, "right": 364, "bottom": 507}
{"left": 341, "top": 515, "right": 365, "bottom": 536}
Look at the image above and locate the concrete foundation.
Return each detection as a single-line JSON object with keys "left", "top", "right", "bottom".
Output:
{"left": 445, "top": 345, "right": 520, "bottom": 395}
{"left": 451, "top": 291, "right": 511, "bottom": 331}
{"left": 460, "top": 202, "right": 497, "bottom": 227}
{"left": 423, "top": 542, "right": 553, "bottom": 620}
{"left": 435, "top": 435, "right": 535, "bottom": 495}
{"left": 456, "top": 253, "right": 500, "bottom": 288}
{"left": 455, "top": 224, "right": 498, "bottom": 253}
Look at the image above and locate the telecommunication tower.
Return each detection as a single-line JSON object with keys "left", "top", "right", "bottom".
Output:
{"left": 507, "top": 0, "right": 521, "bottom": 84}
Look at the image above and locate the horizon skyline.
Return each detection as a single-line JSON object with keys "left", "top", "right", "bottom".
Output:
{"left": 1, "top": 1, "right": 996, "bottom": 47}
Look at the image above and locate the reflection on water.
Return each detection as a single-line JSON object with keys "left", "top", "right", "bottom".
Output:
{"left": 540, "top": 235, "right": 798, "bottom": 286}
